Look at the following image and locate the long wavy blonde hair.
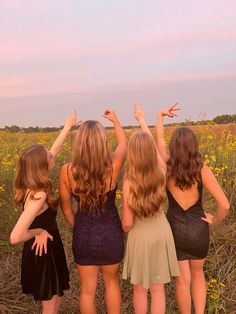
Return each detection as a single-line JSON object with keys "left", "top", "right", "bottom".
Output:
{"left": 126, "top": 131, "right": 166, "bottom": 218}
{"left": 71, "top": 120, "right": 112, "bottom": 214}
{"left": 14, "top": 145, "right": 58, "bottom": 209}
{"left": 167, "top": 127, "right": 204, "bottom": 189}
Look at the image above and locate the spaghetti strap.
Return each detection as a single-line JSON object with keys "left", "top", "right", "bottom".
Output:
{"left": 109, "top": 166, "right": 113, "bottom": 191}
{"left": 198, "top": 172, "right": 203, "bottom": 193}
{"left": 67, "top": 163, "right": 73, "bottom": 193}
{"left": 23, "top": 190, "right": 31, "bottom": 205}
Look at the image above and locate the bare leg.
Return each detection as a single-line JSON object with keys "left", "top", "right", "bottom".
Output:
{"left": 150, "top": 283, "right": 165, "bottom": 314}
{"left": 189, "top": 259, "right": 206, "bottom": 314}
{"left": 176, "top": 260, "right": 191, "bottom": 314}
{"left": 78, "top": 265, "right": 99, "bottom": 314}
{"left": 102, "top": 263, "right": 121, "bottom": 314}
{"left": 133, "top": 284, "right": 148, "bottom": 314}
{"left": 55, "top": 296, "right": 63, "bottom": 312}
{"left": 42, "top": 295, "right": 63, "bottom": 314}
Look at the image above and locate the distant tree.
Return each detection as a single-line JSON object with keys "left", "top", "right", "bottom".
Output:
{"left": 213, "top": 114, "right": 236, "bottom": 124}
{"left": 4, "top": 125, "right": 22, "bottom": 132}
{"left": 195, "top": 120, "right": 216, "bottom": 126}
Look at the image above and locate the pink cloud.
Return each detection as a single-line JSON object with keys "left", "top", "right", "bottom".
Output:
{"left": 2, "top": 26, "right": 235, "bottom": 65}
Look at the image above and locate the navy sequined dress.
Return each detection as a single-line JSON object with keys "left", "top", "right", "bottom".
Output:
{"left": 21, "top": 204, "right": 69, "bottom": 301}
{"left": 72, "top": 187, "right": 124, "bottom": 265}
{"left": 69, "top": 167, "right": 124, "bottom": 266}
{"left": 166, "top": 178, "right": 209, "bottom": 261}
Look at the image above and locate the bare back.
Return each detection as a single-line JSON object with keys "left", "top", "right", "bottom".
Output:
{"left": 167, "top": 179, "right": 200, "bottom": 211}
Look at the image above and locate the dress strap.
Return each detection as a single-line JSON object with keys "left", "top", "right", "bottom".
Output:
{"left": 67, "top": 163, "right": 73, "bottom": 193}
{"left": 23, "top": 190, "right": 31, "bottom": 205}
{"left": 197, "top": 171, "right": 203, "bottom": 193}
{"left": 109, "top": 166, "right": 113, "bottom": 191}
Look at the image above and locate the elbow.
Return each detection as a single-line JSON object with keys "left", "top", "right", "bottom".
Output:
{"left": 224, "top": 200, "right": 230, "bottom": 215}
{"left": 122, "top": 221, "right": 133, "bottom": 233}
{"left": 10, "top": 232, "right": 20, "bottom": 245}
{"left": 218, "top": 200, "right": 230, "bottom": 221}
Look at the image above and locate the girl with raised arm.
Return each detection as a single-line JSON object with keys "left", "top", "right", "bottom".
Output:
{"left": 156, "top": 103, "right": 230, "bottom": 314}
{"left": 122, "top": 105, "right": 179, "bottom": 314}
{"left": 10, "top": 114, "right": 76, "bottom": 314}
{"left": 59, "top": 109, "right": 126, "bottom": 314}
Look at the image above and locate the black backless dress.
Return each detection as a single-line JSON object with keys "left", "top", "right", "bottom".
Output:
{"left": 166, "top": 178, "right": 209, "bottom": 261}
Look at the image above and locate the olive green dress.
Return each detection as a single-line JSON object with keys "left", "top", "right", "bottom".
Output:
{"left": 122, "top": 210, "right": 179, "bottom": 289}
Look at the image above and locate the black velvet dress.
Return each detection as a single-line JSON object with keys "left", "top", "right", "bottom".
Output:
{"left": 21, "top": 207, "right": 70, "bottom": 300}
{"left": 166, "top": 179, "right": 209, "bottom": 261}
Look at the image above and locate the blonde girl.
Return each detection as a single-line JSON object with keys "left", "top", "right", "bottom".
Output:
{"left": 122, "top": 109, "right": 179, "bottom": 314}
{"left": 59, "top": 109, "right": 126, "bottom": 314}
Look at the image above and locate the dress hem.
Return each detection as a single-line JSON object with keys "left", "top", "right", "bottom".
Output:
{"left": 22, "top": 286, "right": 70, "bottom": 301}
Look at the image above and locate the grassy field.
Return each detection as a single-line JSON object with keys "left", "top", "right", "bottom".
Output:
{"left": 0, "top": 124, "right": 236, "bottom": 314}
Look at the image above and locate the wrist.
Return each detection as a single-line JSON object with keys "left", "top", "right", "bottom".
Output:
{"left": 113, "top": 119, "right": 120, "bottom": 126}
{"left": 63, "top": 125, "right": 71, "bottom": 132}
{"left": 138, "top": 117, "right": 145, "bottom": 122}
{"left": 36, "top": 228, "right": 43, "bottom": 235}
{"left": 158, "top": 111, "right": 165, "bottom": 117}
{"left": 137, "top": 118, "right": 146, "bottom": 126}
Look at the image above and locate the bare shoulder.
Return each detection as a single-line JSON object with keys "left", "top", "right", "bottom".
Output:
{"left": 201, "top": 164, "right": 221, "bottom": 192}
{"left": 201, "top": 164, "right": 211, "bottom": 173}
{"left": 60, "top": 162, "right": 71, "bottom": 179}
{"left": 32, "top": 190, "right": 47, "bottom": 200}
{"left": 24, "top": 190, "right": 47, "bottom": 212}
{"left": 201, "top": 164, "right": 214, "bottom": 183}
{"left": 60, "top": 162, "right": 70, "bottom": 173}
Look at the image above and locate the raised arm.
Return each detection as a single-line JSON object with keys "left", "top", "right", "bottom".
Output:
{"left": 50, "top": 113, "right": 77, "bottom": 159}
{"left": 156, "top": 103, "right": 180, "bottom": 162}
{"left": 59, "top": 163, "right": 75, "bottom": 227}
{"left": 134, "top": 103, "right": 152, "bottom": 136}
{"left": 201, "top": 165, "right": 230, "bottom": 224}
{"left": 103, "top": 109, "right": 127, "bottom": 169}
{"left": 135, "top": 104, "right": 166, "bottom": 171}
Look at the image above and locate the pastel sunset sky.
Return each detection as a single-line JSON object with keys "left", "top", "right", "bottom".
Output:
{"left": 0, "top": 0, "right": 235, "bottom": 127}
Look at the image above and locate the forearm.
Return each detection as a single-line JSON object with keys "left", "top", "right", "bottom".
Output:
{"left": 213, "top": 206, "right": 229, "bottom": 224}
{"left": 156, "top": 112, "right": 168, "bottom": 161}
{"left": 10, "top": 228, "right": 43, "bottom": 244}
{"left": 113, "top": 120, "right": 126, "bottom": 146}
{"left": 137, "top": 117, "right": 152, "bottom": 136}
{"left": 156, "top": 112, "right": 165, "bottom": 143}
{"left": 50, "top": 125, "right": 71, "bottom": 157}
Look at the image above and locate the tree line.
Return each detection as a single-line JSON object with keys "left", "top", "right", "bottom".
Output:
{"left": 1, "top": 114, "right": 235, "bottom": 133}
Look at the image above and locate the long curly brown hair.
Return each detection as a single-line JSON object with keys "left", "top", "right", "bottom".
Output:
{"left": 14, "top": 145, "right": 59, "bottom": 209}
{"left": 71, "top": 120, "right": 112, "bottom": 214}
{"left": 126, "top": 131, "right": 166, "bottom": 218}
{"left": 167, "top": 127, "right": 204, "bottom": 189}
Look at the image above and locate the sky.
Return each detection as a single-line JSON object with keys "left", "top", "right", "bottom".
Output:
{"left": 0, "top": 0, "right": 235, "bottom": 127}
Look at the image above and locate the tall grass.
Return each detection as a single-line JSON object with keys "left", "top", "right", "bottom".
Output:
{"left": 0, "top": 124, "right": 235, "bottom": 313}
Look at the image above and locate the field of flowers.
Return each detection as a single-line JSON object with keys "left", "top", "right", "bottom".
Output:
{"left": 0, "top": 124, "right": 236, "bottom": 314}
